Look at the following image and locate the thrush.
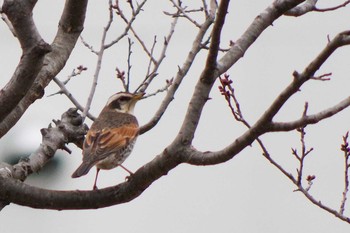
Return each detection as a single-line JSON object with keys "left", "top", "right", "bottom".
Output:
{"left": 71, "top": 92, "right": 143, "bottom": 190}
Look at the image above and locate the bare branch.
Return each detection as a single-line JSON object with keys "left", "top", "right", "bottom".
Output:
{"left": 218, "top": 74, "right": 297, "bottom": 183}
{"left": 146, "top": 36, "right": 157, "bottom": 77}
{"left": 284, "top": 0, "right": 317, "bottom": 16}
{"left": 285, "top": 0, "right": 350, "bottom": 16}
{"left": 0, "top": 0, "right": 88, "bottom": 138}
{"left": 116, "top": 68, "right": 128, "bottom": 91}
{"left": 261, "top": 31, "right": 350, "bottom": 128}
{"left": 81, "top": 0, "right": 113, "bottom": 121}
{"left": 270, "top": 95, "right": 350, "bottom": 132}
{"left": 0, "top": 11, "right": 16, "bottom": 37}
{"left": 169, "top": 0, "right": 202, "bottom": 28}
{"left": 218, "top": 0, "right": 305, "bottom": 74}
{"left": 126, "top": 38, "right": 133, "bottom": 92}
{"left": 310, "top": 72, "right": 332, "bottom": 81}
{"left": 296, "top": 186, "right": 350, "bottom": 223}
{"left": 315, "top": 0, "right": 350, "bottom": 12}
{"left": 52, "top": 77, "right": 96, "bottom": 121}
{"left": 0, "top": 42, "right": 51, "bottom": 123}
{"left": 143, "top": 78, "right": 173, "bottom": 98}
{"left": 138, "top": 15, "right": 214, "bottom": 135}
{"left": 0, "top": 146, "right": 181, "bottom": 210}
{"left": 80, "top": 36, "right": 98, "bottom": 55}
{"left": 0, "top": 0, "right": 51, "bottom": 124}
{"left": 0, "top": 108, "right": 87, "bottom": 182}
{"left": 104, "top": 0, "right": 147, "bottom": 50}
{"left": 340, "top": 132, "right": 350, "bottom": 215}
{"left": 135, "top": 15, "right": 179, "bottom": 93}
{"left": 184, "top": 30, "right": 350, "bottom": 166}
{"left": 293, "top": 127, "right": 314, "bottom": 185}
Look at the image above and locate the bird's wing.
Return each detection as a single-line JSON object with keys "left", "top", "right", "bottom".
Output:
{"left": 82, "top": 123, "right": 139, "bottom": 163}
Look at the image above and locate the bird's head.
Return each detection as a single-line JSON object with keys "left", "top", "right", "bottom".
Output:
{"left": 106, "top": 92, "right": 144, "bottom": 114}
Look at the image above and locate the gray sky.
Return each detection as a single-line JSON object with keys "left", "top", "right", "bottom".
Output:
{"left": 1, "top": 0, "right": 350, "bottom": 232}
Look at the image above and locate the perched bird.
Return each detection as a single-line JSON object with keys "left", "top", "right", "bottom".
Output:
{"left": 71, "top": 92, "right": 143, "bottom": 190}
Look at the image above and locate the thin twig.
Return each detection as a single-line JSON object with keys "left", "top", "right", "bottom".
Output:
{"left": 104, "top": 0, "right": 147, "bottom": 50}
{"left": 116, "top": 68, "right": 128, "bottom": 91}
{"left": 52, "top": 77, "right": 96, "bottom": 121}
{"left": 146, "top": 36, "right": 157, "bottom": 77}
{"left": 143, "top": 78, "right": 173, "bottom": 98}
{"left": 126, "top": 38, "right": 133, "bottom": 92}
{"left": 218, "top": 74, "right": 296, "bottom": 182}
{"left": 80, "top": 36, "right": 99, "bottom": 55}
{"left": 201, "top": 0, "right": 209, "bottom": 17}
{"left": 294, "top": 126, "right": 314, "bottom": 186}
{"left": 340, "top": 132, "right": 350, "bottom": 215}
{"left": 315, "top": 0, "right": 350, "bottom": 12}
{"left": 82, "top": 0, "right": 114, "bottom": 121}
{"left": 138, "top": 13, "right": 214, "bottom": 134}
{"left": 135, "top": 13, "right": 179, "bottom": 93}
{"left": 310, "top": 72, "right": 332, "bottom": 81}
{"left": 218, "top": 74, "right": 350, "bottom": 223}
{"left": 168, "top": 0, "right": 202, "bottom": 28}
{"left": 62, "top": 65, "right": 88, "bottom": 85}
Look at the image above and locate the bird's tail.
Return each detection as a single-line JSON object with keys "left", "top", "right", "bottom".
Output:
{"left": 71, "top": 162, "right": 94, "bottom": 178}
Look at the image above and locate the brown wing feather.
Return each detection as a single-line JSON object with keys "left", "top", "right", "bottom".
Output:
{"left": 82, "top": 123, "right": 139, "bottom": 164}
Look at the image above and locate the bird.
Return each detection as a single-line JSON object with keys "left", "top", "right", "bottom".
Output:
{"left": 71, "top": 92, "right": 143, "bottom": 190}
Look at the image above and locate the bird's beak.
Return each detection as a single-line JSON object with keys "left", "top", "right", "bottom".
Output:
{"left": 133, "top": 92, "right": 145, "bottom": 101}
{"left": 127, "top": 93, "right": 144, "bottom": 113}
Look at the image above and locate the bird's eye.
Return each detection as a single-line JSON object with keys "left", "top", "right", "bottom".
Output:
{"left": 119, "top": 96, "right": 131, "bottom": 102}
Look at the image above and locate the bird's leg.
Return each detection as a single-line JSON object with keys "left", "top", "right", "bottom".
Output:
{"left": 93, "top": 168, "right": 100, "bottom": 190}
{"left": 118, "top": 164, "right": 134, "bottom": 175}
{"left": 118, "top": 164, "right": 134, "bottom": 181}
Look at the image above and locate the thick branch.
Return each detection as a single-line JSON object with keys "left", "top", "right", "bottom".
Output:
{"left": 257, "top": 30, "right": 350, "bottom": 125}
{"left": 217, "top": 0, "right": 305, "bottom": 74}
{"left": 0, "top": 0, "right": 88, "bottom": 138}
{"left": 1, "top": 0, "right": 41, "bottom": 49}
{"left": 0, "top": 0, "right": 51, "bottom": 122}
{"left": 0, "top": 148, "right": 181, "bottom": 210}
{"left": 171, "top": 0, "right": 229, "bottom": 148}
{"left": 0, "top": 109, "right": 87, "bottom": 182}
{"left": 184, "top": 30, "right": 350, "bottom": 166}
{"left": 284, "top": 0, "right": 317, "bottom": 16}
{"left": 0, "top": 42, "right": 51, "bottom": 122}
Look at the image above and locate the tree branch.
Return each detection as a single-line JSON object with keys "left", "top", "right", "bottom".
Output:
{"left": 0, "top": 109, "right": 87, "bottom": 181}
{"left": 0, "top": 0, "right": 51, "bottom": 123}
{"left": 270, "top": 96, "right": 350, "bottom": 132}
{"left": 217, "top": 0, "right": 305, "bottom": 74}
{"left": 284, "top": 0, "right": 317, "bottom": 16}
{"left": 0, "top": 108, "right": 87, "bottom": 209}
{"left": 184, "top": 30, "right": 350, "bottom": 166}
{"left": 0, "top": 147, "right": 181, "bottom": 210}
{"left": 0, "top": 0, "right": 88, "bottom": 138}
{"left": 138, "top": 13, "right": 214, "bottom": 135}
{"left": 170, "top": 0, "right": 228, "bottom": 149}
{"left": 52, "top": 77, "right": 96, "bottom": 121}
{"left": 81, "top": 0, "right": 114, "bottom": 121}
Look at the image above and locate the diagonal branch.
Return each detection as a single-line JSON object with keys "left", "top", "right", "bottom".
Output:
{"left": 81, "top": 0, "right": 114, "bottom": 121}
{"left": 270, "top": 96, "right": 350, "bottom": 132}
{"left": 217, "top": 0, "right": 305, "bottom": 74}
{"left": 0, "top": 108, "right": 87, "bottom": 210}
{"left": 138, "top": 15, "right": 214, "bottom": 135}
{"left": 0, "top": 0, "right": 88, "bottom": 138}
{"left": 170, "top": 0, "right": 227, "bottom": 148}
{"left": 0, "top": 0, "right": 51, "bottom": 123}
{"left": 184, "top": 30, "right": 350, "bottom": 166}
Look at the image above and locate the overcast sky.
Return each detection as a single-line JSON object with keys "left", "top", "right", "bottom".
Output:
{"left": 1, "top": 0, "right": 350, "bottom": 232}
